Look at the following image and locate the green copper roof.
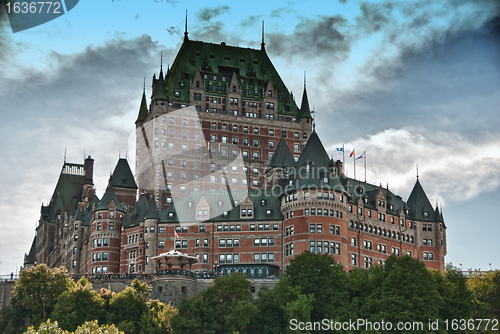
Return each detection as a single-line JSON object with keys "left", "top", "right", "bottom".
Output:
{"left": 135, "top": 90, "right": 148, "bottom": 123}
{"left": 145, "top": 198, "right": 160, "bottom": 220}
{"left": 109, "top": 158, "right": 137, "bottom": 190}
{"left": 96, "top": 185, "right": 124, "bottom": 211}
{"left": 269, "top": 137, "right": 296, "bottom": 169}
{"left": 297, "top": 86, "right": 312, "bottom": 119}
{"left": 295, "top": 131, "right": 330, "bottom": 172}
{"left": 158, "top": 189, "right": 283, "bottom": 223}
{"left": 26, "top": 236, "right": 36, "bottom": 264}
{"left": 153, "top": 69, "right": 169, "bottom": 101}
{"left": 159, "top": 39, "right": 300, "bottom": 116}
{"left": 406, "top": 178, "right": 435, "bottom": 221}
{"left": 46, "top": 163, "right": 85, "bottom": 222}
{"left": 126, "top": 194, "right": 149, "bottom": 227}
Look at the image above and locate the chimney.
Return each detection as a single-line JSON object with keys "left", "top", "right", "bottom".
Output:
{"left": 84, "top": 156, "right": 94, "bottom": 185}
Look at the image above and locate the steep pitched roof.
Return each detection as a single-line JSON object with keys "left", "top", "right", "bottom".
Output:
{"left": 25, "top": 236, "right": 36, "bottom": 264}
{"left": 145, "top": 198, "right": 160, "bottom": 220}
{"left": 96, "top": 185, "right": 124, "bottom": 211}
{"left": 295, "top": 131, "right": 330, "bottom": 172}
{"left": 297, "top": 86, "right": 312, "bottom": 119}
{"left": 268, "top": 137, "right": 296, "bottom": 169}
{"left": 153, "top": 68, "right": 169, "bottom": 101}
{"left": 160, "top": 38, "right": 300, "bottom": 116}
{"left": 135, "top": 90, "right": 148, "bottom": 124}
{"left": 407, "top": 178, "right": 435, "bottom": 221}
{"left": 109, "top": 158, "right": 137, "bottom": 190}
{"left": 45, "top": 163, "right": 85, "bottom": 222}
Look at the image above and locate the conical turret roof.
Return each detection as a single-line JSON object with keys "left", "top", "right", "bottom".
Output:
{"left": 407, "top": 178, "right": 434, "bottom": 221}
{"left": 145, "top": 197, "right": 160, "bottom": 220}
{"left": 96, "top": 185, "right": 124, "bottom": 211}
{"left": 135, "top": 90, "right": 148, "bottom": 124}
{"left": 298, "top": 86, "right": 312, "bottom": 119}
{"left": 109, "top": 158, "right": 137, "bottom": 190}
{"left": 269, "top": 137, "right": 296, "bottom": 169}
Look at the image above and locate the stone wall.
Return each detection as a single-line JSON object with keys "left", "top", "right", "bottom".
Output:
{"left": 0, "top": 281, "right": 16, "bottom": 309}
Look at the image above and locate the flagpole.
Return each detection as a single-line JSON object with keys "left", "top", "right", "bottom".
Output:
{"left": 364, "top": 151, "right": 367, "bottom": 183}
{"left": 343, "top": 144, "right": 345, "bottom": 166}
{"left": 353, "top": 148, "right": 356, "bottom": 180}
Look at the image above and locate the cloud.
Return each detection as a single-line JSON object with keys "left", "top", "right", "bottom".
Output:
{"left": 241, "top": 15, "right": 260, "bottom": 27}
{"left": 197, "top": 5, "right": 230, "bottom": 22}
{"left": 267, "top": 15, "right": 351, "bottom": 61}
{"left": 326, "top": 127, "right": 500, "bottom": 205}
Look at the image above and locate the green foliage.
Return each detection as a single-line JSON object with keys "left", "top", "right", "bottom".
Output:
{"left": 51, "top": 277, "right": 105, "bottom": 332}
{"left": 172, "top": 273, "right": 258, "bottom": 334}
{"left": 468, "top": 269, "right": 500, "bottom": 320}
{"left": 433, "top": 265, "right": 475, "bottom": 321}
{"left": 250, "top": 278, "right": 314, "bottom": 334}
{"left": 139, "top": 300, "right": 177, "bottom": 334}
{"left": 352, "top": 255, "right": 443, "bottom": 333}
{"left": 23, "top": 319, "right": 124, "bottom": 334}
{"left": 10, "top": 264, "right": 72, "bottom": 332}
{"left": 286, "top": 251, "right": 349, "bottom": 322}
{"left": 108, "top": 279, "right": 151, "bottom": 334}
{"left": 0, "top": 305, "right": 16, "bottom": 334}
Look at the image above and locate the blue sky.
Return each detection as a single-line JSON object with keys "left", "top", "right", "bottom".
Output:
{"left": 0, "top": 0, "right": 499, "bottom": 275}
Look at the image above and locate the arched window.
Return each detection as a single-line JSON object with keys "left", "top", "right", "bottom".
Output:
{"left": 196, "top": 81, "right": 200, "bottom": 88}
{"left": 232, "top": 86, "right": 236, "bottom": 92}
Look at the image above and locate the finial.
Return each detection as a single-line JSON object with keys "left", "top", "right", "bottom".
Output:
{"left": 304, "top": 71, "right": 306, "bottom": 89}
{"left": 64, "top": 148, "right": 66, "bottom": 163}
{"left": 416, "top": 164, "right": 419, "bottom": 178}
{"left": 143, "top": 77, "right": 145, "bottom": 93}
{"left": 119, "top": 151, "right": 121, "bottom": 159}
{"left": 261, "top": 20, "right": 265, "bottom": 49}
{"left": 312, "top": 108, "right": 316, "bottom": 131}
{"left": 160, "top": 52, "right": 163, "bottom": 71}
{"left": 184, "top": 10, "right": 188, "bottom": 39}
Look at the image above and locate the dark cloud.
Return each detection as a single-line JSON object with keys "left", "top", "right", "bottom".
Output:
{"left": 240, "top": 15, "right": 259, "bottom": 27}
{"left": 167, "top": 26, "right": 179, "bottom": 35}
{"left": 270, "top": 6, "right": 294, "bottom": 18}
{"left": 356, "top": 1, "right": 394, "bottom": 33}
{"left": 198, "top": 5, "right": 230, "bottom": 22}
{"left": 0, "top": 3, "right": 12, "bottom": 61}
{"left": 267, "top": 15, "right": 351, "bottom": 61}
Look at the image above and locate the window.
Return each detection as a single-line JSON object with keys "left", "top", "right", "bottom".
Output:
{"left": 103, "top": 238, "right": 109, "bottom": 246}
{"left": 351, "top": 254, "right": 357, "bottom": 265}
{"left": 351, "top": 237, "right": 357, "bottom": 246}
{"left": 254, "top": 253, "right": 260, "bottom": 263}
{"left": 73, "top": 247, "right": 77, "bottom": 255}
{"left": 253, "top": 128, "right": 259, "bottom": 134}
{"left": 243, "top": 126, "right": 248, "bottom": 133}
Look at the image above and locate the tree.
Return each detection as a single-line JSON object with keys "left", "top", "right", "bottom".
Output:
{"left": 139, "top": 300, "right": 177, "bottom": 334}
{"left": 51, "top": 277, "right": 104, "bottom": 331}
{"left": 172, "top": 273, "right": 258, "bottom": 334}
{"left": 10, "top": 264, "right": 72, "bottom": 331}
{"left": 468, "top": 269, "right": 500, "bottom": 319}
{"left": 433, "top": 265, "right": 475, "bottom": 321}
{"left": 108, "top": 279, "right": 150, "bottom": 334}
{"left": 354, "top": 255, "right": 443, "bottom": 333}
{"left": 250, "top": 278, "right": 314, "bottom": 334}
{"left": 24, "top": 319, "right": 124, "bottom": 334}
{"left": 286, "top": 251, "right": 349, "bottom": 322}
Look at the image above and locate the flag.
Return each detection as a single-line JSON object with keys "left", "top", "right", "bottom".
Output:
{"left": 175, "top": 230, "right": 179, "bottom": 240}
{"left": 356, "top": 152, "right": 365, "bottom": 160}
{"left": 335, "top": 147, "right": 344, "bottom": 152}
{"left": 349, "top": 149, "right": 355, "bottom": 157}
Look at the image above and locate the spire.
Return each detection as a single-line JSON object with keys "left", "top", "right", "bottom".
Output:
{"left": 261, "top": 20, "right": 265, "bottom": 51}
{"left": 154, "top": 53, "right": 168, "bottom": 101}
{"left": 184, "top": 10, "right": 189, "bottom": 41}
{"left": 136, "top": 81, "right": 148, "bottom": 123}
{"left": 416, "top": 164, "right": 419, "bottom": 179}
{"left": 298, "top": 72, "right": 312, "bottom": 120}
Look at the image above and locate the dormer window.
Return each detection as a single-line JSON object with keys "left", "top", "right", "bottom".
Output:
{"left": 175, "top": 91, "right": 180, "bottom": 97}
{"left": 261, "top": 199, "right": 266, "bottom": 206}
{"left": 110, "top": 211, "right": 114, "bottom": 219}
{"left": 423, "top": 212, "right": 429, "bottom": 218}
